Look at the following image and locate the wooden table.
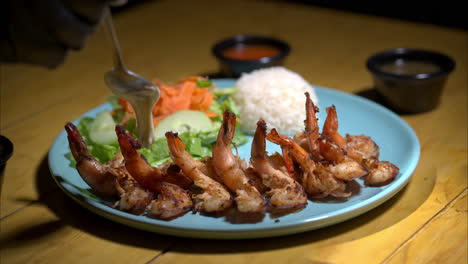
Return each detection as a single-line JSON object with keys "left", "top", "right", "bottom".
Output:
{"left": 1, "top": 1, "right": 466, "bottom": 263}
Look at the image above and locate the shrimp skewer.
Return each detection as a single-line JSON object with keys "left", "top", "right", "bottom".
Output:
{"left": 267, "top": 128, "right": 350, "bottom": 198}
{"left": 166, "top": 132, "right": 233, "bottom": 212}
{"left": 212, "top": 111, "right": 266, "bottom": 213}
{"left": 116, "top": 125, "right": 193, "bottom": 218}
{"left": 251, "top": 120, "right": 307, "bottom": 209}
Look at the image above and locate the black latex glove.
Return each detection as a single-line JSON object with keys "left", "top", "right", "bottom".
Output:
{"left": 0, "top": 0, "right": 123, "bottom": 68}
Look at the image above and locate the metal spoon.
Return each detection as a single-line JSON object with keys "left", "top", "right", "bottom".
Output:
{"left": 103, "top": 7, "right": 159, "bottom": 147}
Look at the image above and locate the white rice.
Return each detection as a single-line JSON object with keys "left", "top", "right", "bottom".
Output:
{"left": 233, "top": 66, "right": 319, "bottom": 136}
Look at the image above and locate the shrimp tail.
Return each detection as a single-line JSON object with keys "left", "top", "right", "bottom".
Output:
{"left": 251, "top": 119, "right": 268, "bottom": 160}
{"left": 65, "top": 122, "right": 90, "bottom": 161}
{"left": 218, "top": 110, "right": 237, "bottom": 147}
{"left": 165, "top": 132, "right": 185, "bottom": 157}
{"left": 323, "top": 105, "right": 346, "bottom": 148}
{"left": 266, "top": 128, "right": 285, "bottom": 145}
{"left": 116, "top": 125, "right": 142, "bottom": 161}
{"left": 267, "top": 129, "right": 308, "bottom": 156}
{"left": 281, "top": 148, "right": 295, "bottom": 175}
{"left": 304, "top": 92, "right": 320, "bottom": 141}
{"left": 304, "top": 92, "right": 322, "bottom": 159}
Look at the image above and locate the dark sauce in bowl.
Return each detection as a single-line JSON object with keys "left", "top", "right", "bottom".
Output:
{"left": 222, "top": 44, "right": 282, "bottom": 60}
{"left": 367, "top": 48, "right": 456, "bottom": 113}
{"left": 379, "top": 60, "right": 441, "bottom": 76}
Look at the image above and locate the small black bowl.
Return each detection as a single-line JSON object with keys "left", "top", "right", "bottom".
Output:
{"left": 0, "top": 135, "right": 14, "bottom": 194}
{"left": 212, "top": 35, "right": 290, "bottom": 78}
{"left": 367, "top": 48, "right": 456, "bottom": 113}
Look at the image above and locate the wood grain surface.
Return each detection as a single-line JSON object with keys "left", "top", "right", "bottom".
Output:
{"left": 1, "top": 0, "right": 466, "bottom": 263}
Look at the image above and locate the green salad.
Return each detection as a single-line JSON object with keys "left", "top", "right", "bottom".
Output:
{"left": 66, "top": 84, "right": 247, "bottom": 167}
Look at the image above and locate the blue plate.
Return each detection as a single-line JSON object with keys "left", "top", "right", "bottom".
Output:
{"left": 48, "top": 79, "right": 420, "bottom": 239}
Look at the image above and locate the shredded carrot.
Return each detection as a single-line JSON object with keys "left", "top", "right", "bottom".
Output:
{"left": 117, "top": 76, "right": 217, "bottom": 127}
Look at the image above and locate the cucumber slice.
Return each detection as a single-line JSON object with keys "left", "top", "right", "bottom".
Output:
{"left": 90, "top": 111, "right": 118, "bottom": 145}
{"left": 154, "top": 110, "right": 213, "bottom": 139}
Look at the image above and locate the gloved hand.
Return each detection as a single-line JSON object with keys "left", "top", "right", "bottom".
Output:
{"left": 0, "top": 0, "right": 126, "bottom": 68}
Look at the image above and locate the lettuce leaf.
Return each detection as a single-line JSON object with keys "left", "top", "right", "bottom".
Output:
{"left": 66, "top": 87, "right": 248, "bottom": 167}
{"left": 196, "top": 79, "right": 213, "bottom": 88}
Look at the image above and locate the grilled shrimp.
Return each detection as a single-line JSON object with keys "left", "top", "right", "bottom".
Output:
{"left": 212, "top": 111, "right": 266, "bottom": 213}
{"left": 283, "top": 92, "right": 367, "bottom": 184}
{"left": 147, "top": 181, "right": 193, "bottom": 219}
{"left": 115, "top": 175, "right": 154, "bottom": 215}
{"left": 108, "top": 153, "right": 154, "bottom": 214}
{"left": 115, "top": 157, "right": 193, "bottom": 219}
{"left": 267, "top": 128, "right": 350, "bottom": 198}
{"left": 116, "top": 125, "right": 193, "bottom": 218}
{"left": 302, "top": 93, "right": 344, "bottom": 162}
{"left": 362, "top": 159, "right": 399, "bottom": 187}
{"left": 65, "top": 122, "right": 119, "bottom": 196}
{"left": 345, "top": 134, "right": 380, "bottom": 164}
{"left": 322, "top": 104, "right": 380, "bottom": 163}
{"left": 166, "top": 132, "right": 233, "bottom": 212}
{"left": 317, "top": 136, "right": 368, "bottom": 181}
{"left": 251, "top": 120, "right": 307, "bottom": 209}
{"left": 302, "top": 96, "right": 367, "bottom": 181}
{"left": 305, "top": 103, "right": 368, "bottom": 181}
{"left": 66, "top": 123, "right": 155, "bottom": 213}
{"left": 115, "top": 125, "right": 192, "bottom": 191}
{"left": 322, "top": 104, "right": 398, "bottom": 186}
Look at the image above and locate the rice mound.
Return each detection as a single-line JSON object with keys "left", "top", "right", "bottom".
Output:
{"left": 233, "top": 66, "right": 319, "bottom": 136}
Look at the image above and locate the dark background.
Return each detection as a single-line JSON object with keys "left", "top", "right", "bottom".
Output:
{"left": 288, "top": 0, "right": 467, "bottom": 30}
{"left": 117, "top": 0, "right": 467, "bottom": 30}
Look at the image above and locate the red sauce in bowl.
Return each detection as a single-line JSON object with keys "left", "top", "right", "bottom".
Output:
{"left": 222, "top": 44, "right": 281, "bottom": 60}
